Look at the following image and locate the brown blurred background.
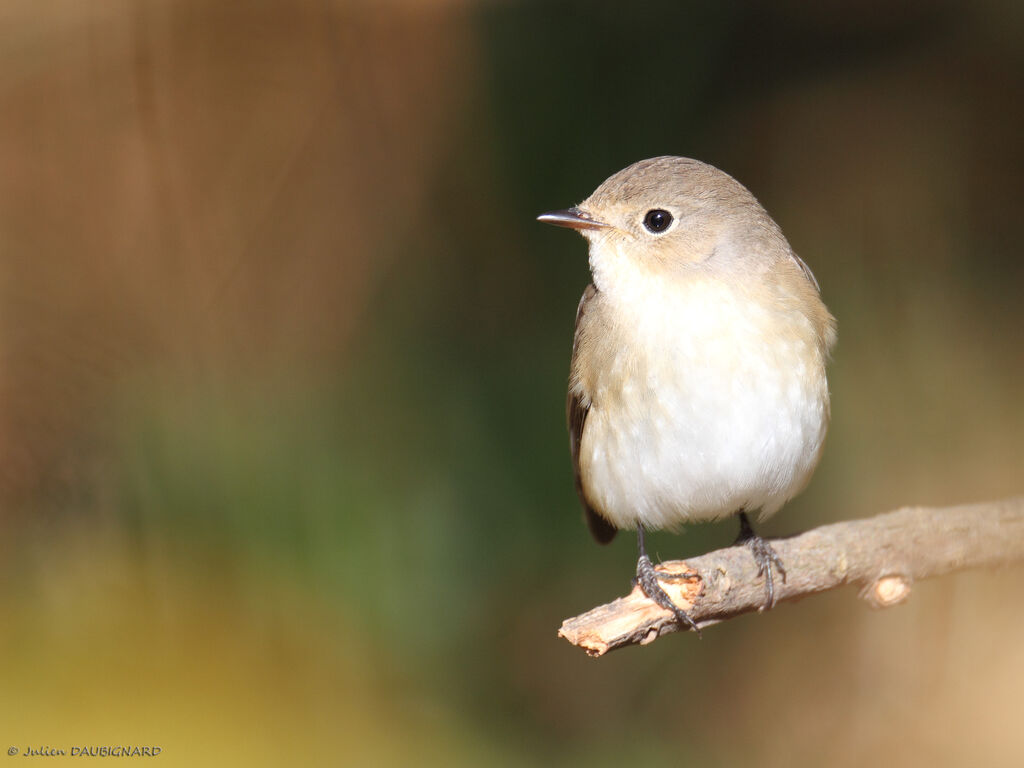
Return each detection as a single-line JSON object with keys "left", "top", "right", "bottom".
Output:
{"left": 0, "top": 1, "right": 1021, "bottom": 765}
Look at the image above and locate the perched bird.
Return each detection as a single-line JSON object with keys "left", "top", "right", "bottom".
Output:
{"left": 538, "top": 156, "right": 836, "bottom": 632}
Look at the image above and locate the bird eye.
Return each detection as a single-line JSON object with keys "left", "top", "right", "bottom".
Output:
{"left": 642, "top": 209, "right": 673, "bottom": 233}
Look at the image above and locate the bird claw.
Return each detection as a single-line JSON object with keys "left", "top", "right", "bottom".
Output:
{"left": 735, "top": 511, "right": 787, "bottom": 611}
{"left": 743, "top": 535, "right": 786, "bottom": 610}
{"left": 636, "top": 554, "right": 701, "bottom": 636}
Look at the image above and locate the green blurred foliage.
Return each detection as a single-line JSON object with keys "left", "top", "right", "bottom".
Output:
{"left": 0, "top": 1, "right": 1021, "bottom": 766}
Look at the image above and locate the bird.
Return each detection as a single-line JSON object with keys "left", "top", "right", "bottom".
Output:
{"left": 538, "top": 156, "right": 836, "bottom": 633}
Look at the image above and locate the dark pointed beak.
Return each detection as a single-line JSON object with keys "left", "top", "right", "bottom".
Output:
{"left": 536, "top": 206, "right": 612, "bottom": 231}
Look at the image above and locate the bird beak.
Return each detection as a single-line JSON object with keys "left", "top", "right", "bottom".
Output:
{"left": 537, "top": 207, "right": 613, "bottom": 231}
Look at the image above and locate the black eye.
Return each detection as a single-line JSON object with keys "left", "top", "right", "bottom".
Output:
{"left": 642, "top": 209, "right": 672, "bottom": 233}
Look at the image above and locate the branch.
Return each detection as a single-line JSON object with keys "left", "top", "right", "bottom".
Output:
{"left": 559, "top": 496, "right": 1024, "bottom": 657}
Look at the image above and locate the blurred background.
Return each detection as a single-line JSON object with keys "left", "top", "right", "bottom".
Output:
{"left": 0, "top": 0, "right": 1021, "bottom": 765}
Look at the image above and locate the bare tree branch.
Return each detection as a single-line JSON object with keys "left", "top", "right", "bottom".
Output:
{"left": 559, "top": 496, "right": 1024, "bottom": 657}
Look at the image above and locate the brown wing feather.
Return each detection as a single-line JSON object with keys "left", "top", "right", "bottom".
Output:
{"left": 790, "top": 251, "right": 821, "bottom": 292}
{"left": 567, "top": 284, "right": 617, "bottom": 544}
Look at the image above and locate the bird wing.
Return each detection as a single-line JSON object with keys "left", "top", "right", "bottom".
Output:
{"left": 790, "top": 251, "right": 821, "bottom": 292}
{"left": 567, "top": 283, "right": 617, "bottom": 544}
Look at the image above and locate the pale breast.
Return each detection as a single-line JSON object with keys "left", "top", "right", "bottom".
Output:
{"left": 572, "top": 277, "right": 830, "bottom": 531}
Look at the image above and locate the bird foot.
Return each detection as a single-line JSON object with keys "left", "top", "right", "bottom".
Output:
{"left": 635, "top": 554, "right": 701, "bottom": 636}
{"left": 739, "top": 534, "right": 786, "bottom": 610}
{"left": 734, "top": 511, "right": 787, "bottom": 611}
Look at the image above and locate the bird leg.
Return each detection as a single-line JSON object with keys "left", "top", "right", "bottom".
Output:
{"left": 735, "top": 510, "right": 786, "bottom": 610}
{"left": 635, "top": 524, "right": 701, "bottom": 635}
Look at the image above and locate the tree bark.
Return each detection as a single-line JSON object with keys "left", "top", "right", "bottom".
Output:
{"left": 558, "top": 496, "right": 1024, "bottom": 657}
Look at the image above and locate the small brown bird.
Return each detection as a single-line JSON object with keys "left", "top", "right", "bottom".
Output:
{"left": 539, "top": 156, "right": 836, "bottom": 632}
